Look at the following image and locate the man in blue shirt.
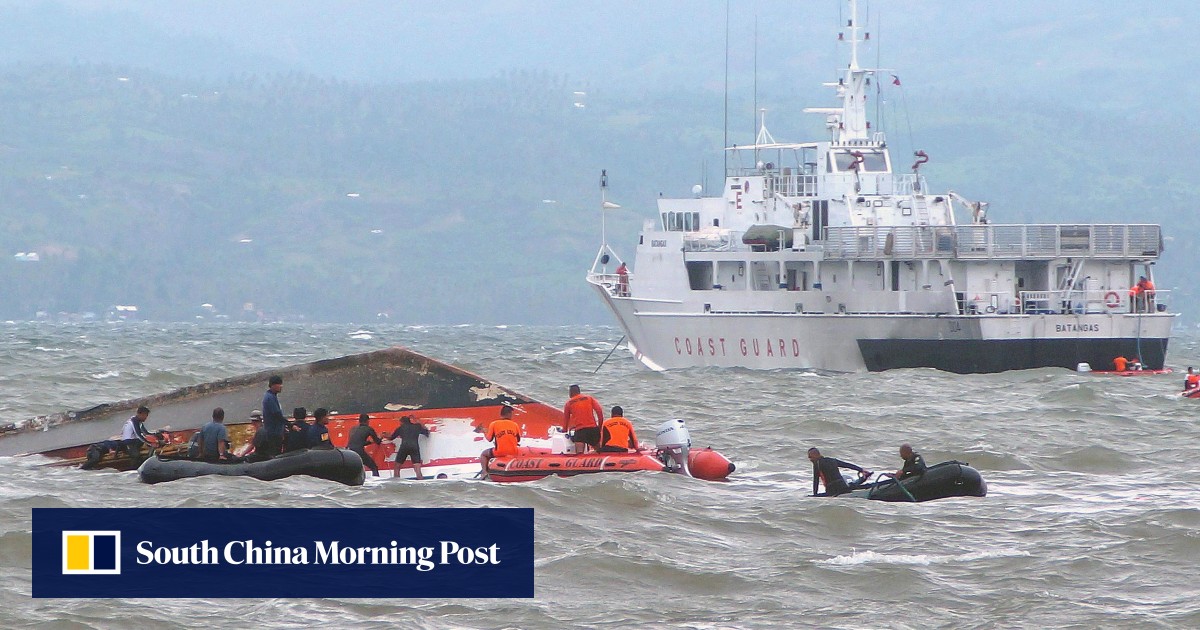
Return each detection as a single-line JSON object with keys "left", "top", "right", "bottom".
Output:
{"left": 197, "top": 407, "right": 230, "bottom": 462}
{"left": 261, "top": 375, "right": 286, "bottom": 457}
{"left": 307, "top": 407, "right": 333, "bottom": 449}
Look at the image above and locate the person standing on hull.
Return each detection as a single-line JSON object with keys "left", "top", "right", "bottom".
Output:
{"left": 387, "top": 415, "right": 429, "bottom": 480}
{"left": 197, "top": 407, "right": 231, "bottom": 462}
{"left": 598, "top": 406, "right": 638, "bottom": 453}
{"left": 563, "top": 384, "right": 603, "bottom": 454}
{"left": 808, "top": 447, "right": 870, "bottom": 497}
{"left": 347, "top": 413, "right": 383, "bottom": 476}
{"left": 307, "top": 408, "right": 333, "bottom": 449}
{"left": 895, "top": 444, "right": 927, "bottom": 480}
{"left": 479, "top": 405, "right": 521, "bottom": 481}
{"left": 261, "top": 375, "right": 286, "bottom": 457}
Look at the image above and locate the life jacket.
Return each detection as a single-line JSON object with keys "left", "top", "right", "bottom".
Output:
{"left": 601, "top": 416, "right": 637, "bottom": 451}
{"left": 564, "top": 395, "right": 601, "bottom": 429}
{"left": 485, "top": 419, "right": 521, "bottom": 457}
{"left": 1186, "top": 374, "right": 1199, "bottom": 389}
{"left": 1113, "top": 357, "right": 1128, "bottom": 372}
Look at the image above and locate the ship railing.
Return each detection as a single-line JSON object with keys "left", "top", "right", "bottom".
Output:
{"left": 588, "top": 272, "right": 632, "bottom": 298}
{"left": 824, "top": 224, "right": 1162, "bottom": 260}
{"left": 1014, "top": 289, "right": 1169, "bottom": 315}
{"left": 764, "top": 174, "right": 819, "bottom": 197}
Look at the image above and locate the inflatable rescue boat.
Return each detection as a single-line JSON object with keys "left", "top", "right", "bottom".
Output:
{"left": 487, "top": 419, "right": 734, "bottom": 483}
{"left": 138, "top": 448, "right": 366, "bottom": 486}
{"left": 845, "top": 461, "right": 986, "bottom": 502}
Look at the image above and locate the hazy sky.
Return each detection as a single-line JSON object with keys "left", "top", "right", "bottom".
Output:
{"left": 1, "top": 0, "right": 1194, "bottom": 105}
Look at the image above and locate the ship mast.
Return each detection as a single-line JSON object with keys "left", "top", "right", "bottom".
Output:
{"left": 804, "top": 0, "right": 876, "bottom": 145}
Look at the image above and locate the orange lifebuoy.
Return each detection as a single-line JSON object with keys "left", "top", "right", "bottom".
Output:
{"left": 1104, "top": 291, "right": 1120, "bottom": 308}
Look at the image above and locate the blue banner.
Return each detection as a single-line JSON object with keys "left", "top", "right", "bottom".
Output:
{"left": 33, "top": 508, "right": 534, "bottom": 598}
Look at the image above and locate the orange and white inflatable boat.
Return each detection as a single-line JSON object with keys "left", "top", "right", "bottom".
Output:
{"left": 486, "top": 420, "right": 734, "bottom": 482}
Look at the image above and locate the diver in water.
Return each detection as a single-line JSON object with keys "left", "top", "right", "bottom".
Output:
{"left": 808, "top": 447, "right": 870, "bottom": 497}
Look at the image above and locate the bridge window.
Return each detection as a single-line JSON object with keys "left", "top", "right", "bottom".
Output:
{"left": 832, "top": 150, "right": 888, "bottom": 173}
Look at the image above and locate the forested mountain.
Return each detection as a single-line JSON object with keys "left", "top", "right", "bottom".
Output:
{"left": 0, "top": 1, "right": 1196, "bottom": 324}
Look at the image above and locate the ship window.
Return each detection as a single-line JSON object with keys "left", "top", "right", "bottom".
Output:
{"left": 661, "top": 213, "right": 668, "bottom": 230}
{"left": 693, "top": 212, "right": 700, "bottom": 231}
{"left": 684, "top": 212, "right": 693, "bottom": 231}
{"left": 833, "top": 150, "right": 888, "bottom": 173}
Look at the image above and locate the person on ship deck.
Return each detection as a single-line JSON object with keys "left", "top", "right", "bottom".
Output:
{"left": 1129, "top": 276, "right": 1155, "bottom": 313}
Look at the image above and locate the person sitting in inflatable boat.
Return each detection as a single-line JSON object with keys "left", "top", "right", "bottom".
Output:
{"left": 597, "top": 406, "right": 638, "bottom": 453}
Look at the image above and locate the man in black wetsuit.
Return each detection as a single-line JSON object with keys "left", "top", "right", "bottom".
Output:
{"left": 808, "top": 447, "right": 870, "bottom": 497}
{"left": 895, "top": 443, "right": 927, "bottom": 480}
{"left": 388, "top": 415, "right": 430, "bottom": 480}
{"left": 347, "top": 413, "right": 382, "bottom": 477}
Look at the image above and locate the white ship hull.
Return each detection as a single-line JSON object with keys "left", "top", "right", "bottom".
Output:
{"left": 592, "top": 284, "right": 1172, "bottom": 373}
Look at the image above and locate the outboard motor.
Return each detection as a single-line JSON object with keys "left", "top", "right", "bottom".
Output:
{"left": 655, "top": 419, "right": 692, "bottom": 476}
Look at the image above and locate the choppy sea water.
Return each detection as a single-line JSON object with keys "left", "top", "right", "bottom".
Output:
{"left": 1, "top": 322, "right": 1198, "bottom": 629}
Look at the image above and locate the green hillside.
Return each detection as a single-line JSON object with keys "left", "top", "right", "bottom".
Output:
{"left": 0, "top": 64, "right": 1194, "bottom": 324}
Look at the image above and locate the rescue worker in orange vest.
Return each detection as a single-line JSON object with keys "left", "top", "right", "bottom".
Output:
{"left": 1113, "top": 356, "right": 1129, "bottom": 372}
{"left": 563, "top": 384, "right": 603, "bottom": 454}
{"left": 1129, "top": 276, "right": 1155, "bottom": 313}
{"left": 479, "top": 405, "right": 521, "bottom": 480}
{"left": 1184, "top": 367, "right": 1200, "bottom": 391}
{"left": 598, "top": 405, "right": 638, "bottom": 453}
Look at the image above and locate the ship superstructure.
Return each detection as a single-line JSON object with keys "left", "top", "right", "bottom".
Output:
{"left": 586, "top": 0, "right": 1171, "bottom": 373}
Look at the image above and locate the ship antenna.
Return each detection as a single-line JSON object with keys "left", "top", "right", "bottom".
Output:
{"left": 848, "top": 0, "right": 861, "bottom": 71}
{"left": 600, "top": 169, "right": 609, "bottom": 249}
{"left": 723, "top": 0, "right": 730, "bottom": 173}
{"left": 753, "top": 12, "right": 758, "bottom": 165}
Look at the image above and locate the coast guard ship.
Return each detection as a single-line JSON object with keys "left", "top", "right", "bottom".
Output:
{"left": 587, "top": 0, "right": 1172, "bottom": 373}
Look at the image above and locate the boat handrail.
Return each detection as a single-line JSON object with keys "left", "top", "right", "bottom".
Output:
{"left": 1015, "top": 289, "right": 1169, "bottom": 315}
{"left": 824, "top": 224, "right": 1162, "bottom": 260}
{"left": 587, "top": 272, "right": 632, "bottom": 298}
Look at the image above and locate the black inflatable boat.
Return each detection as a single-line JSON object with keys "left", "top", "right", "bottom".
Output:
{"left": 137, "top": 448, "right": 365, "bottom": 486}
{"left": 847, "top": 461, "right": 986, "bottom": 502}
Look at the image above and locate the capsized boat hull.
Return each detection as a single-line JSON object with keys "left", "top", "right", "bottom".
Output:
{"left": 138, "top": 448, "right": 366, "bottom": 486}
{"left": 847, "top": 461, "right": 986, "bottom": 502}
{"left": 5, "top": 346, "right": 564, "bottom": 472}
